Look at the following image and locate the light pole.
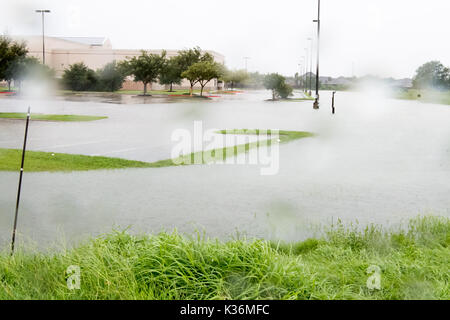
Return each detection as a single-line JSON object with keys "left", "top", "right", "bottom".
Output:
{"left": 307, "top": 37, "right": 313, "bottom": 96}
{"left": 35, "top": 9, "right": 51, "bottom": 65}
{"left": 243, "top": 57, "right": 250, "bottom": 71}
{"left": 304, "top": 48, "right": 308, "bottom": 93}
{"left": 300, "top": 56, "right": 305, "bottom": 91}
{"left": 313, "top": 0, "right": 320, "bottom": 109}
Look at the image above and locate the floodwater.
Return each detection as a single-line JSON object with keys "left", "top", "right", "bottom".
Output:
{"left": 0, "top": 90, "right": 449, "bottom": 248}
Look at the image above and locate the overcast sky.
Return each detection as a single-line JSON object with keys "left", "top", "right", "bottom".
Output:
{"left": 2, "top": 0, "right": 450, "bottom": 78}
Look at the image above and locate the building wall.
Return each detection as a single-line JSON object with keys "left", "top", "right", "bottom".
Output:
{"left": 15, "top": 36, "right": 225, "bottom": 91}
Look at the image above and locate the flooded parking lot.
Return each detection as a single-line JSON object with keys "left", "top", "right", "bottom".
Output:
{"left": 1, "top": 91, "right": 449, "bottom": 247}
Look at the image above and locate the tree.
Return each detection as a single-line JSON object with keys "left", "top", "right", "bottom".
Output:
{"left": 413, "top": 61, "right": 450, "bottom": 90}
{"left": 263, "top": 73, "right": 293, "bottom": 100}
{"left": 5, "top": 56, "right": 53, "bottom": 92}
{"left": 276, "top": 81, "right": 293, "bottom": 99}
{"left": 122, "top": 50, "right": 166, "bottom": 95}
{"left": 96, "top": 61, "right": 126, "bottom": 92}
{"left": 223, "top": 69, "right": 249, "bottom": 90}
{"left": 181, "top": 61, "right": 224, "bottom": 96}
{"left": 159, "top": 56, "right": 183, "bottom": 92}
{"left": 176, "top": 47, "right": 214, "bottom": 95}
{"left": 62, "top": 62, "right": 98, "bottom": 91}
{"left": 0, "top": 35, "right": 28, "bottom": 90}
{"left": 263, "top": 73, "right": 285, "bottom": 100}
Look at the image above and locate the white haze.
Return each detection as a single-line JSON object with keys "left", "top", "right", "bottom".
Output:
{"left": 1, "top": 0, "right": 450, "bottom": 78}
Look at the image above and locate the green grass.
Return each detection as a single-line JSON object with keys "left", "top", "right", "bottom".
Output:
{"left": 0, "top": 149, "right": 155, "bottom": 172}
{"left": 0, "top": 216, "right": 448, "bottom": 300}
{"left": 396, "top": 89, "right": 450, "bottom": 105}
{"left": 0, "top": 130, "right": 313, "bottom": 172}
{"left": 0, "top": 113, "right": 107, "bottom": 122}
{"left": 0, "top": 86, "right": 15, "bottom": 92}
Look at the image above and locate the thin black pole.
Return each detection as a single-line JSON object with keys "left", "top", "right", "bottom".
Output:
{"left": 309, "top": 38, "right": 313, "bottom": 96}
{"left": 313, "top": 0, "right": 321, "bottom": 109}
{"left": 11, "top": 107, "right": 31, "bottom": 255}
{"left": 332, "top": 91, "right": 336, "bottom": 114}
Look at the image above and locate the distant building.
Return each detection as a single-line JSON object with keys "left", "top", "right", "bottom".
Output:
{"left": 14, "top": 35, "right": 225, "bottom": 91}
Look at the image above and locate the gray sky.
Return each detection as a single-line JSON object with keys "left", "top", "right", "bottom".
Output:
{"left": 2, "top": 0, "right": 450, "bottom": 78}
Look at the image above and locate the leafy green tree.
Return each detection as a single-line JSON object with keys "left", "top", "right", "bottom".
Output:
{"left": 62, "top": 62, "right": 98, "bottom": 91}
{"left": 96, "top": 61, "right": 126, "bottom": 92}
{"left": 122, "top": 50, "right": 167, "bottom": 95}
{"left": 263, "top": 73, "right": 293, "bottom": 100}
{"left": 0, "top": 35, "right": 28, "bottom": 90}
{"left": 176, "top": 47, "right": 214, "bottom": 94}
{"left": 181, "top": 61, "right": 224, "bottom": 96}
{"left": 223, "top": 69, "right": 249, "bottom": 90}
{"left": 276, "top": 81, "right": 293, "bottom": 99}
{"left": 159, "top": 56, "right": 183, "bottom": 92}
{"left": 413, "top": 61, "right": 450, "bottom": 90}
{"left": 263, "top": 73, "right": 285, "bottom": 100}
{"left": 5, "top": 56, "right": 54, "bottom": 92}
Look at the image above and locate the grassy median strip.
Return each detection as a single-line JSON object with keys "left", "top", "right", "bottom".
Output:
{"left": 0, "top": 130, "right": 313, "bottom": 172}
{"left": 0, "top": 113, "right": 107, "bottom": 122}
{"left": 0, "top": 216, "right": 448, "bottom": 300}
{"left": 0, "top": 149, "right": 153, "bottom": 172}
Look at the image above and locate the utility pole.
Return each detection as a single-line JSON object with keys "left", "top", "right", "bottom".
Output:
{"left": 308, "top": 37, "right": 313, "bottom": 96}
{"left": 243, "top": 57, "right": 250, "bottom": 71}
{"left": 304, "top": 48, "right": 308, "bottom": 93}
{"left": 35, "top": 9, "right": 51, "bottom": 65}
{"left": 313, "top": 0, "right": 320, "bottom": 109}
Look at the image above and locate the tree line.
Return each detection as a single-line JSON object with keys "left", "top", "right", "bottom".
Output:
{"left": 413, "top": 61, "right": 450, "bottom": 90}
{"left": 0, "top": 35, "right": 53, "bottom": 91}
{"left": 62, "top": 47, "right": 225, "bottom": 96}
{"left": 1, "top": 35, "right": 294, "bottom": 99}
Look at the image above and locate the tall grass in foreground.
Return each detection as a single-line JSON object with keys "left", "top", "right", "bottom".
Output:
{"left": 0, "top": 216, "right": 448, "bottom": 300}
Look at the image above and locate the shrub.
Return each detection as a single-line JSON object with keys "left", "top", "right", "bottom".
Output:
{"left": 96, "top": 61, "right": 126, "bottom": 92}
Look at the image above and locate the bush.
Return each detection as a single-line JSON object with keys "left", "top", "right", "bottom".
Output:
{"left": 96, "top": 61, "right": 126, "bottom": 92}
{"left": 276, "top": 81, "right": 293, "bottom": 98}
{"left": 62, "top": 62, "right": 126, "bottom": 92}
{"left": 263, "top": 73, "right": 293, "bottom": 99}
{"left": 62, "top": 63, "right": 98, "bottom": 91}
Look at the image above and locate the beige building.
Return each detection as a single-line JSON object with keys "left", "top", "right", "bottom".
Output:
{"left": 14, "top": 35, "right": 225, "bottom": 91}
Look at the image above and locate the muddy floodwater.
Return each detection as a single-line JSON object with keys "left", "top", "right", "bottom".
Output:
{"left": 0, "top": 90, "right": 449, "bottom": 248}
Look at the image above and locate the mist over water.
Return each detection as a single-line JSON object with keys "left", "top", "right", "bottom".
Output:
{"left": 0, "top": 90, "right": 449, "bottom": 247}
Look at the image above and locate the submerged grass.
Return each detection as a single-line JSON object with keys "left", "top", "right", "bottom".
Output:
{"left": 0, "top": 216, "right": 448, "bottom": 300}
{"left": 0, "top": 113, "right": 107, "bottom": 122}
{"left": 0, "top": 130, "right": 313, "bottom": 172}
{"left": 396, "top": 89, "right": 450, "bottom": 105}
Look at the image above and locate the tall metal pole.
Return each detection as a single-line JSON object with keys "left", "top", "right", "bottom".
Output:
{"left": 304, "top": 48, "right": 308, "bottom": 93}
{"left": 244, "top": 57, "right": 250, "bottom": 71}
{"left": 313, "top": 0, "right": 321, "bottom": 109}
{"left": 35, "top": 10, "right": 50, "bottom": 65}
{"left": 308, "top": 37, "right": 313, "bottom": 96}
{"left": 11, "top": 107, "right": 31, "bottom": 255}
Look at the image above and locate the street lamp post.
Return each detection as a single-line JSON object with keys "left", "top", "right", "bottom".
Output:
{"left": 313, "top": 0, "right": 320, "bottom": 109}
{"left": 307, "top": 37, "right": 313, "bottom": 96}
{"left": 243, "top": 57, "right": 250, "bottom": 71}
{"left": 304, "top": 48, "right": 308, "bottom": 93}
{"left": 298, "top": 63, "right": 302, "bottom": 90}
{"left": 300, "top": 56, "right": 305, "bottom": 91}
{"left": 35, "top": 10, "right": 51, "bottom": 65}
